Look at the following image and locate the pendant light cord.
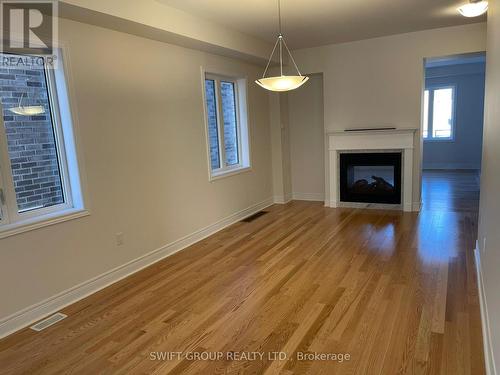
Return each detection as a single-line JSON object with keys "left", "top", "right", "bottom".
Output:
{"left": 278, "top": 0, "right": 283, "bottom": 76}
{"left": 260, "top": 0, "right": 303, "bottom": 79}
{"left": 278, "top": 0, "right": 282, "bottom": 36}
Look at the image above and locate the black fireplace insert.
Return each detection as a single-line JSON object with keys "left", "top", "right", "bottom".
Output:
{"left": 339, "top": 152, "right": 402, "bottom": 204}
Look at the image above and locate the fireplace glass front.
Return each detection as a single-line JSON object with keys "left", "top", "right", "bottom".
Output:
{"left": 339, "top": 152, "right": 402, "bottom": 204}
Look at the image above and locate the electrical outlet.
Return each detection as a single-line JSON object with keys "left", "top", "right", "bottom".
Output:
{"left": 483, "top": 237, "right": 486, "bottom": 253}
{"left": 116, "top": 232, "right": 124, "bottom": 246}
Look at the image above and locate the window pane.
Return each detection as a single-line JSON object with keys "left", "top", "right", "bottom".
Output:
{"left": 432, "top": 88, "right": 453, "bottom": 139}
{"left": 0, "top": 172, "right": 5, "bottom": 221}
{"left": 0, "top": 53, "right": 65, "bottom": 213}
{"left": 204, "top": 79, "right": 220, "bottom": 170}
{"left": 220, "top": 81, "right": 239, "bottom": 166}
{"left": 423, "top": 90, "right": 429, "bottom": 139}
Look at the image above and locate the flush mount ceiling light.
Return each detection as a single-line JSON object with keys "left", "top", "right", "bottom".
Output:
{"left": 8, "top": 92, "right": 45, "bottom": 116}
{"left": 256, "top": 0, "right": 308, "bottom": 92}
{"left": 458, "top": 0, "right": 488, "bottom": 17}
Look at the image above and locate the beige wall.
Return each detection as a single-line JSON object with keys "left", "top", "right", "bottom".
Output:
{"left": 270, "top": 93, "right": 292, "bottom": 203}
{"left": 60, "top": 0, "right": 273, "bottom": 63}
{"left": 478, "top": 0, "right": 500, "bottom": 371}
{"left": 288, "top": 74, "right": 325, "bottom": 200}
{"left": 291, "top": 23, "right": 487, "bottom": 206}
{"left": 0, "top": 18, "right": 273, "bottom": 320}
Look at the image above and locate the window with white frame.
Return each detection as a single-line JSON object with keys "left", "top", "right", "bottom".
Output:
{"left": 0, "top": 52, "right": 83, "bottom": 233}
{"left": 203, "top": 73, "right": 250, "bottom": 179}
{"left": 423, "top": 86, "right": 456, "bottom": 140}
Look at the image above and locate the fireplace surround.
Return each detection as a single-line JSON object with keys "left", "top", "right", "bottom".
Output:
{"left": 327, "top": 128, "right": 417, "bottom": 211}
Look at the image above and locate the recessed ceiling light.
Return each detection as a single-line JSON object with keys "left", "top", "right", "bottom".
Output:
{"left": 458, "top": 1, "right": 488, "bottom": 17}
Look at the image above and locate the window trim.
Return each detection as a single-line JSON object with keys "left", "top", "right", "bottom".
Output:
{"left": 0, "top": 48, "right": 87, "bottom": 238}
{"left": 423, "top": 85, "right": 457, "bottom": 142}
{"left": 201, "top": 68, "right": 251, "bottom": 181}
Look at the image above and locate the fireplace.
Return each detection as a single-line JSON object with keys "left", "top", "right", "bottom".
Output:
{"left": 339, "top": 152, "right": 402, "bottom": 205}
{"left": 328, "top": 129, "right": 415, "bottom": 211}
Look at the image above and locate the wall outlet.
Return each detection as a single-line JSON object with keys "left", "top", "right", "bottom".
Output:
{"left": 483, "top": 237, "right": 486, "bottom": 253}
{"left": 116, "top": 232, "right": 124, "bottom": 246}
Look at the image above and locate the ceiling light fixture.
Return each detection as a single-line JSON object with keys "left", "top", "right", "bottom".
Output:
{"left": 8, "top": 92, "right": 45, "bottom": 116}
{"left": 458, "top": 0, "right": 488, "bottom": 17}
{"left": 256, "top": 0, "right": 308, "bottom": 92}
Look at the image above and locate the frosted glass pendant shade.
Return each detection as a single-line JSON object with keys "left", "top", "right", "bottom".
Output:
{"left": 256, "top": 75, "right": 309, "bottom": 92}
{"left": 9, "top": 106, "right": 45, "bottom": 116}
{"left": 256, "top": 0, "right": 308, "bottom": 92}
{"left": 458, "top": 1, "right": 488, "bottom": 17}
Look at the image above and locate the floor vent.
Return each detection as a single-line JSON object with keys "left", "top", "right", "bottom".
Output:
{"left": 30, "top": 313, "right": 67, "bottom": 332}
{"left": 241, "top": 211, "right": 268, "bottom": 223}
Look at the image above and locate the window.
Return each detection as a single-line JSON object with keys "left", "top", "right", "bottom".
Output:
{"left": 423, "top": 86, "right": 456, "bottom": 140}
{"left": 203, "top": 73, "right": 250, "bottom": 179}
{"left": 0, "top": 52, "right": 84, "bottom": 235}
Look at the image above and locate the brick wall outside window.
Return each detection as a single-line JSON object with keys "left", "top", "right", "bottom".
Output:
{"left": 221, "top": 82, "right": 238, "bottom": 166}
{"left": 205, "top": 79, "right": 220, "bottom": 170}
{"left": 0, "top": 55, "right": 64, "bottom": 212}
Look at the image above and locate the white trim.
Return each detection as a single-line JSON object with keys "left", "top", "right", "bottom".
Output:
{"left": 210, "top": 165, "right": 252, "bottom": 182}
{"left": 292, "top": 192, "right": 324, "bottom": 202}
{"left": 327, "top": 129, "right": 417, "bottom": 212}
{"left": 336, "top": 201, "right": 403, "bottom": 210}
{"left": 412, "top": 201, "right": 422, "bottom": 212}
{"left": 201, "top": 67, "right": 251, "bottom": 182}
{"left": 0, "top": 208, "right": 89, "bottom": 239}
{"left": 0, "top": 197, "right": 274, "bottom": 339}
{"left": 474, "top": 246, "right": 497, "bottom": 375}
{"left": 0, "top": 47, "right": 87, "bottom": 230}
{"left": 273, "top": 195, "right": 292, "bottom": 204}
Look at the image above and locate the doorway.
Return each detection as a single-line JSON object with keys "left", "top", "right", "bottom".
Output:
{"left": 421, "top": 52, "right": 485, "bottom": 211}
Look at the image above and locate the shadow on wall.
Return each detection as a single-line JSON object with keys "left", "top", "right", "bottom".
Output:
{"left": 287, "top": 73, "right": 325, "bottom": 201}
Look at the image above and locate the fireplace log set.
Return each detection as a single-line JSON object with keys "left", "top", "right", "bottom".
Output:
{"left": 350, "top": 176, "right": 395, "bottom": 195}
{"left": 340, "top": 152, "right": 402, "bottom": 204}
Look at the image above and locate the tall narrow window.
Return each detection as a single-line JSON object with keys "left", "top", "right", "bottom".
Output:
{"left": 203, "top": 73, "right": 250, "bottom": 180}
{"left": 220, "top": 81, "right": 239, "bottom": 166}
{"left": 204, "top": 79, "right": 220, "bottom": 170}
{"left": 0, "top": 52, "right": 84, "bottom": 234}
{"left": 423, "top": 86, "right": 455, "bottom": 140}
{"left": 423, "top": 90, "right": 429, "bottom": 139}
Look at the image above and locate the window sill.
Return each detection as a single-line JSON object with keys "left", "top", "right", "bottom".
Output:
{"left": 0, "top": 208, "right": 89, "bottom": 240}
{"left": 209, "top": 166, "right": 251, "bottom": 181}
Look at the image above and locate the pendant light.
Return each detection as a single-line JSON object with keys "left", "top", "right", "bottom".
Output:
{"left": 458, "top": 0, "right": 488, "bottom": 17}
{"left": 256, "top": 0, "right": 308, "bottom": 92}
{"left": 8, "top": 92, "right": 45, "bottom": 116}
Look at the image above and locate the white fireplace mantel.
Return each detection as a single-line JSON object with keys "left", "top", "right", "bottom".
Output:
{"left": 327, "top": 129, "right": 417, "bottom": 212}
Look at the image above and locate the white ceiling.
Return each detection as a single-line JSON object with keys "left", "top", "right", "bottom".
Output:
{"left": 158, "top": 0, "right": 485, "bottom": 49}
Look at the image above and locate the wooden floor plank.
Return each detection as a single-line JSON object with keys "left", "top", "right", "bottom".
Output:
{"left": 0, "top": 171, "right": 485, "bottom": 374}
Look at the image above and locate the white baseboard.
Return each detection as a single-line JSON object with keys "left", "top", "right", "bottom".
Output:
{"left": 475, "top": 246, "right": 497, "bottom": 375}
{"left": 292, "top": 192, "right": 325, "bottom": 202}
{"left": 412, "top": 201, "right": 422, "bottom": 212}
{"left": 0, "top": 197, "right": 274, "bottom": 339}
{"left": 273, "top": 195, "right": 292, "bottom": 204}
{"left": 325, "top": 200, "right": 421, "bottom": 212}
{"left": 325, "top": 200, "right": 336, "bottom": 208}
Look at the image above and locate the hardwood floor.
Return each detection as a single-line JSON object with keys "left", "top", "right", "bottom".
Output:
{"left": 421, "top": 170, "right": 481, "bottom": 212}
{"left": 0, "top": 171, "right": 485, "bottom": 374}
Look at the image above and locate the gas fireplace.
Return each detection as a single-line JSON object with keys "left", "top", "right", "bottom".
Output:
{"left": 339, "top": 152, "right": 402, "bottom": 205}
